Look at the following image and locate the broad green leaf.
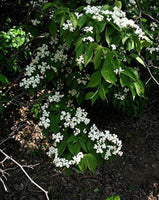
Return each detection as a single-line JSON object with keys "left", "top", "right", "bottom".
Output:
{"left": 78, "top": 15, "right": 87, "bottom": 28}
{"left": 0, "top": 74, "right": 9, "bottom": 84}
{"left": 99, "top": 85, "right": 106, "bottom": 100}
{"left": 105, "top": 25, "right": 115, "bottom": 46}
{"left": 67, "top": 135, "right": 78, "bottom": 144}
{"left": 114, "top": 0, "right": 122, "bottom": 9}
{"left": 84, "top": 45, "right": 93, "bottom": 66}
{"left": 78, "top": 154, "right": 87, "bottom": 173}
{"left": 87, "top": 153, "right": 97, "bottom": 173}
{"left": 94, "top": 48, "right": 103, "bottom": 69}
{"left": 121, "top": 67, "right": 139, "bottom": 82}
{"left": 120, "top": 74, "right": 136, "bottom": 99}
{"left": 101, "top": 52, "right": 116, "bottom": 84}
{"left": 68, "top": 143, "right": 81, "bottom": 155}
{"left": 79, "top": 140, "right": 88, "bottom": 152}
{"left": 130, "top": 53, "right": 145, "bottom": 67}
{"left": 87, "top": 71, "right": 101, "bottom": 88}
{"left": 58, "top": 140, "right": 67, "bottom": 157}
{"left": 50, "top": 113, "right": 60, "bottom": 133}
{"left": 69, "top": 13, "right": 77, "bottom": 27}
{"left": 49, "top": 21, "right": 57, "bottom": 37}
{"left": 85, "top": 92, "right": 94, "bottom": 100}
{"left": 76, "top": 43, "right": 85, "bottom": 58}
{"left": 43, "top": 2, "right": 54, "bottom": 10}
{"left": 133, "top": 80, "right": 144, "bottom": 97}
{"left": 127, "top": 39, "right": 135, "bottom": 51}
{"left": 63, "top": 30, "right": 73, "bottom": 46}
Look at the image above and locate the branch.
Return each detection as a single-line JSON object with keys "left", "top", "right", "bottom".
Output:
{"left": 145, "top": 63, "right": 159, "bottom": 86}
{"left": 0, "top": 149, "right": 50, "bottom": 200}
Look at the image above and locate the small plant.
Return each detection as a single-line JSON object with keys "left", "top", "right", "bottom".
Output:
{"left": 106, "top": 195, "right": 120, "bottom": 200}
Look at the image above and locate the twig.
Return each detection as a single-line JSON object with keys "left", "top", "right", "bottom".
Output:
{"left": 135, "top": 0, "right": 142, "bottom": 27}
{"left": 145, "top": 62, "right": 159, "bottom": 85}
{"left": 0, "top": 149, "right": 50, "bottom": 200}
{"left": 143, "top": 12, "right": 159, "bottom": 24}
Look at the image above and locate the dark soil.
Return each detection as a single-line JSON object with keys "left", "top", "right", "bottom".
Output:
{"left": 0, "top": 89, "right": 159, "bottom": 200}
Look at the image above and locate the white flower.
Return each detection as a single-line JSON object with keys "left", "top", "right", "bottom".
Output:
{"left": 62, "top": 20, "right": 75, "bottom": 32}
{"left": 76, "top": 55, "right": 84, "bottom": 66}
{"left": 82, "top": 36, "right": 94, "bottom": 42}
{"left": 111, "top": 44, "right": 116, "bottom": 50}
{"left": 83, "top": 26, "right": 93, "bottom": 33}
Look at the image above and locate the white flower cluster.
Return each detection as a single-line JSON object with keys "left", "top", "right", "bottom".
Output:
{"left": 75, "top": 12, "right": 83, "bottom": 19}
{"left": 84, "top": 5, "right": 104, "bottom": 21}
{"left": 150, "top": 22, "right": 158, "bottom": 31}
{"left": 147, "top": 46, "right": 159, "bottom": 54}
{"left": 88, "top": 124, "right": 123, "bottom": 159}
{"left": 60, "top": 107, "right": 90, "bottom": 132}
{"left": 82, "top": 36, "right": 94, "bottom": 42}
{"left": 76, "top": 55, "right": 84, "bottom": 66}
{"left": 68, "top": 89, "right": 77, "bottom": 96}
{"left": 51, "top": 43, "right": 68, "bottom": 65}
{"left": 49, "top": 10, "right": 54, "bottom": 20}
{"left": 52, "top": 132, "right": 63, "bottom": 143}
{"left": 47, "top": 146, "right": 84, "bottom": 168}
{"left": 123, "top": 87, "right": 129, "bottom": 93}
{"left": 114, "top": 93, "right": 126, "bottom": 100}
{"left": 62, "top": 20, "right": 75, "bottom": 32}
{"left": 83, "top": 26, "right": 94, "bottom": 33}
{"left": 30, "top": 0, "right": 48, "bottom": 7}
{"left": 77, "top": 73, "right": 90, "bottom": 85}
{"left": 111, "top": 44, "right": 116, "bottom": 50}
{"left": 38, "top": 92, "right": 64, "bottom": 129}
{"left": 20, "top": 44, "right": 57, "bottom": 89}
{"left": 39, "top": 103, "right": 50, "bottom": 129}
{"left": 31, "top": 19, "right": 41, "bottom": 26}
{"left": 114, "top": 67, "right": 124, "bottom": 74}
{"left": 129, "top": 0, "right": 136, "bottom": 5}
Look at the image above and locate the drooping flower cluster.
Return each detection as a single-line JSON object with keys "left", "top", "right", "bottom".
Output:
{"left": 83, "top": 5, "right": 145, "bottom": 39}
{"left": 38, "top": 92, "right": 64, "bottom": 129}
{"left": 20, "top": 44, "right": 57, "bottom": 89}
{"left": 88, "top": 124, "right": 123, "bottom": 160}
{"left": 62, "top": 20, "right": 75, "bottom": 32}
{"left": 60, "top": 107, "right": 90, "bottom": 131}
{"left": 47, "top": 146, "right": 84, "bottom": 168}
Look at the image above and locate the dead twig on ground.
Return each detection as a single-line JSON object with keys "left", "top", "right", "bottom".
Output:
{"left": 0, "top": 149, "right": 50, "bottom": 200}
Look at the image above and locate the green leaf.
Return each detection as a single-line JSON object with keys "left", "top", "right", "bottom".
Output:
{"left": 49, "top": 21, "right": 57, "bottom": 37}
{"left": 78, "top": 15, "right": 87, "bottom": 28}
{"left": 87, "top": 153, "right": 97, "bottom": 173}
{"left": 0, "top": 74, "right": 9, "bottom": 84}
{"left": 58, "top": 140, "right": 67, "bottom": 157}
{"left": 78, "top": 154, "right": 87, "bottom": 173}
{"left": 68, "top": 143, "right": 81, "bottom": 155}
{"left": 127, "top": 39, "right": 135, "bottom": 51}
{"left": 101, "top": 52, "right": 116, "bottom": 84}
{"left": 87, "top": 71, "right": 101, "bottom": 88}
{"left": 43, "top": 2, "right": 54, "bottom": 10}
{"left": 67, "top": 135, "right": 78, "bottom": 144}
{"left": 94, "top": 48, "right": 103, "bottom": 69}
{"left": 50, "top": 113, "right": 60, "bottom": 133}
{"left": 76, "top": 43, "right": 85, "bottom": 58}
{"left": 79, "top": 140, "right": 88, "bottom": 152}
{"left": 105, "top": 25, "right": 115, "bottom": 46}
{"left": 114, "top": 0, "right": 122, "bottom": 9}
{"left": 130, "top": 53, "right": 145, "bottom": 67}
{"left": 99, "top": 85, "right": 106, "bottom": 100}
{"left": 63, "top": 30, "right": 73, "bottom": 46}
{"left": 69, "top": 13, "right": 78, "bottom": 27}
{"left": 84, "top": 45, "right": 93, "bottom": 66}
{"left": 133, "top": 80, "right": 144, "bottom": 97}
{"left": 85, "top": 92, "right": 94, "bottom": 100}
